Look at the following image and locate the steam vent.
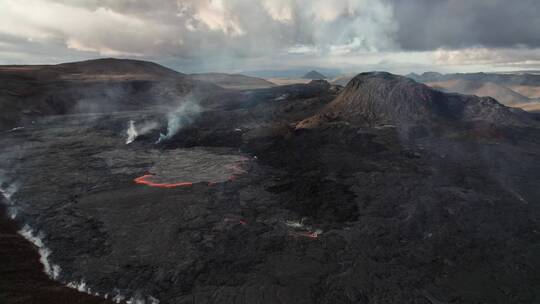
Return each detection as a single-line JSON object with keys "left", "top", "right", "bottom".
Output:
{"left": 1, "top": 2, "right": 540, "bottom": 303}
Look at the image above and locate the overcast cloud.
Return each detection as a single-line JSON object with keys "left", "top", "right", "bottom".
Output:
{"left": 0, "top": 0, "right": 539, "bottom": 73}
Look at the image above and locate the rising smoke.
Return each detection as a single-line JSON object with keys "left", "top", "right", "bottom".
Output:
{"left": 18, "top": 225, "right": 62, "bottom": 280}
{"left": 126, "top": 120, "right": 137, "bottom": 144}
{"left": 157, "top": 97, "right": 201, "bottom": 143}
{"left": 0, "top": 172, "right": 19, "bottom": 219}
{"left": 1, "top": 171, "right": 160, "bottom": 303}
{"left": 1, "top": 171, "right": 62, "bottom": 279}
{"left": 126, "top": 120, "right": 159, "bottom": 144}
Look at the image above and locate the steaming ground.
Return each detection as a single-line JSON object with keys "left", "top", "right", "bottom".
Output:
{"left": 1, "top": 73, "right": 540, "bottom": 303}
{"left": 0, "top": 111, "right": 257, "bottom": 303}
{"left": 100, "top": 148, "right": 248, "bottom": 185}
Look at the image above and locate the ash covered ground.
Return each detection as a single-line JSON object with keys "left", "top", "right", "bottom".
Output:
{"left": 1, "top": 61, "right": 540, "bottom": 304}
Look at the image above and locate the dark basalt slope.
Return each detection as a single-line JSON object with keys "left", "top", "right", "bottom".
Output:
{"left": 0, "top": 203, "right": 112, "bottom": 304}
{"left": 0, "top": 58, "right": 223, "bottom": 130}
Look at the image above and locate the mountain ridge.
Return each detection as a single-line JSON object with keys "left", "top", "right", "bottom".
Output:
{"left": 297, "top": 72, "right": 535, "bottom": 134}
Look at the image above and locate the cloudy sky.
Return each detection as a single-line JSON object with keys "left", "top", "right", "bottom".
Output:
{"left": 1, "top": 0, "right": 539, "bottom": 74}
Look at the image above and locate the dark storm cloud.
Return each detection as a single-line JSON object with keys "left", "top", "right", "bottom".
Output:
{"left": 390, "top": 0, "right": 540, "bottom": 50}
{"left": 0, "top": 0, "right": 396, "bottom": 60}
{"left": 1, "top": 0, "right": 539, "bottom": 71}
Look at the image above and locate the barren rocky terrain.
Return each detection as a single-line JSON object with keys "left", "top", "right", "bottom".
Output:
{"left": 188, "top": 73, "right": 276, "bottom": 90}
{"left": 1, "top": 60, "right": 540, "bottom": 304}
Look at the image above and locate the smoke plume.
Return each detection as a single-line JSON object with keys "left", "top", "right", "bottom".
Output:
{"left": 18, "top": 225, "right": 62, "bottom": 279}
{"left": 1, "top": 172, "right": 62, "bottom": 280}
{"left": 126, "top": 120, "right": 137, "bottom": 144}
{"left": 1, "top": 171, "right": 159, "bottom": 303}
{"left": 0, "top": 172, "right": 19, "bottom": 219}
{"left": 126, "top": 120, "right": 159, "bottom": 144}
{"left": 157, "top": 98, "right": 201, "bottom": 143}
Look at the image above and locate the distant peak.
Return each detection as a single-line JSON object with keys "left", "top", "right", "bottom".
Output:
{"left": 303, "top": 70, "right": 327, "bottom": 80}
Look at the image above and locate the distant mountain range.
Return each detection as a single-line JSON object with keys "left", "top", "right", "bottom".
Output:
{"left": 407, "top": 72, "right": 540, "bottom": 109}
{"left": 407, "top": 71, "right": 540, "bottom": 87}
{"left": 426, "top": 79, "right": 538, "bottom": 105}
{"left": 242, "top": 67, "right": 341, "bottom": 79}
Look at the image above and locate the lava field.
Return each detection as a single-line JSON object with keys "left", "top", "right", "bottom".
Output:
{"left": 1, "top": 62, "right": 540, "bottom": 304}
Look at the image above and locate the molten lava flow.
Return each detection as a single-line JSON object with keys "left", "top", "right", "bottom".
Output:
{"left": 290, "top": 231, "right": 319, "bottom": 239}
{"left": 225, "top": 163, "right": 247, "bottom": 182}
{"left": 134, "top": 157, "right": 249, "bottom": 189}
{"left": 133, "top": 174, "right": 193, "bottom": 188}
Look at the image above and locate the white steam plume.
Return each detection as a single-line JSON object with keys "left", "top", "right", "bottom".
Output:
{"left": 126, "top": 120, "right": 159, "bottom": 144}
{"left": 126, "top": 120, "right": 137, "bottom": 144}
{"left": 1, "top": 172, "right": 61, "bottom": 279}
{"left": 138, "top": 121, "right": 159, "bottom": 136}
{"left": 7, "top": 126, "right": 25, "bottom": 132}
{"left": 0, "top": 174, "right": 19, "bottom": 219}
{"left": 157, "top": 98, "right": 201, "bottom": 143}
{"left": 65, "top": 281, "right": 160, "bottom": 304}
{"left": 0, "top": 172, "right": 160, "bottom": 303}
{"left": 0, "top": 182, "right": 17, "bottom": 201}
{"left": 18, "top": 225, "right": 62, "bottom": 280}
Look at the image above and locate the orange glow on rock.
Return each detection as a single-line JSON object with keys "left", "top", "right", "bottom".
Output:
{"left": 289, "top": 231, "right": 319, "bottom": 240}
{"left": 134, "top": 159, "right": 248, "bottom": 189}
{"left": 133, "top": 174, "right": 193, "bottom": 188}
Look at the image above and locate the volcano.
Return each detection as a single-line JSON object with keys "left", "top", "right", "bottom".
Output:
{"left": 303, "top": 70, "right": 326, "bottom": 80}
{"left": 1, "top": 61, "right": 540, "bottom": 304}
{"left": 297, "top": 72, "right": 536, "bottom": 135}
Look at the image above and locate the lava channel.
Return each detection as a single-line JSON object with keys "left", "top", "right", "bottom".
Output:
{"left": 290, "top": 231, "right": 319, "bottom": 239}
{"left": 133, "top": 174, "right": 193, "bottom": 188}
{"left": 134, "top": 160, "right": 248, "bottom": 189}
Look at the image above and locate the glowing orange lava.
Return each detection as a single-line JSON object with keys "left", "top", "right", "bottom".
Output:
{"left": 134, "top": 159, "right": 248, "bottom": 189}
{"left": 133, "top": 174, "right": 193, "bottom": 188}
{"left": 290, "top": 231, "right": 319, "bottom": 240}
